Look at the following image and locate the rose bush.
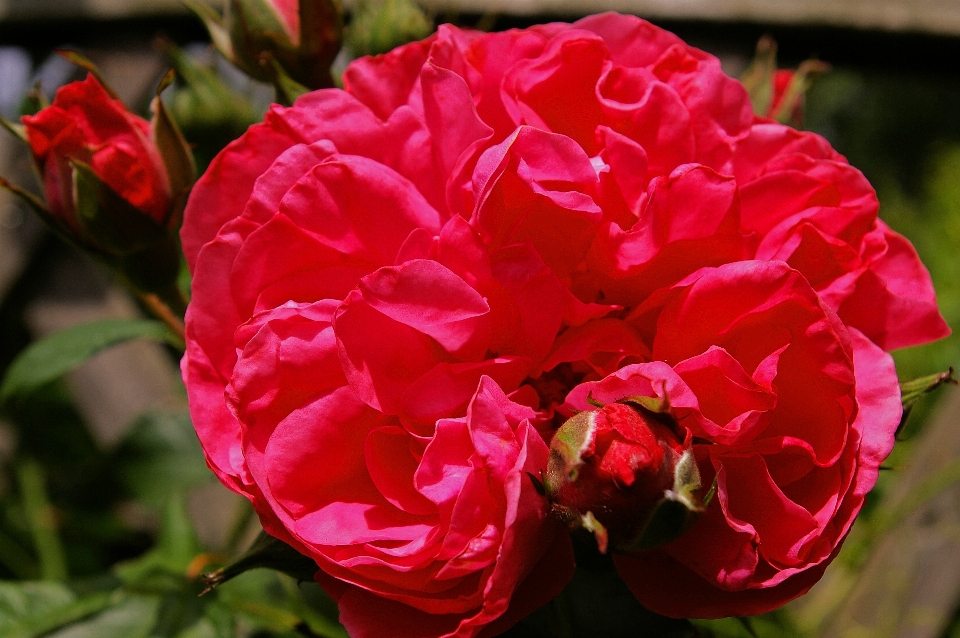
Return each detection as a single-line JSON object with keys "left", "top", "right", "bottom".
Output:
{"left": 181, "top": 11, "right": 949, "bottom": 634}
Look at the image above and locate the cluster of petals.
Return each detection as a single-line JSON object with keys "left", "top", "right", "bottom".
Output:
{"left": 180, "top": 11, "right": 949, "bottom": 636}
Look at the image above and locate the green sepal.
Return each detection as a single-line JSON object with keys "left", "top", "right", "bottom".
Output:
{"left": 227, "top": 0, "right": 294, "bottom": 82}
{"left": 619, "top": 449, "right": 705, "bottom": 552}
{"left": 900, "top": 367, "right": 955, "bottom": 410}
{"left": 898, "top": 367, "right": 957, "bottom": 435}
{"left": 267, "top": 55, "right": 311, "bottom": 106}
{"left": 526, "top": 471, "right": 546, "bottom": 497}
{"left": 620, "top": 391, "right": 670, "bottom": 415}
{"left": 181, "top": 0, "right": 235, "bottom": 62}
{"left": 544, "top": 410, "right": 596, "bottom": 494}
{"left": 584, "top": 393, "right": 604, "bottom": 408}
{"left": 200, "top": 531, "right": 319, "bottom": 594}
{"left": 0, "top": 113, "right": 27, "bottom": 143}
{"left": 151, "top": 69, "right": 196, "bottom": 233}
{"left": 55, "top": 49, "right": 121, "bottom": 101}
{"left": 0, "top": 174, "right": 49, "bottom": 218}
{"left": 1, "top": 170, "right": 114, "bottom": 261}
{"left": 23, "top": 82, "right": 50, "bottom": 115}
{"left": 770, "top": 59, "right": 829, "bottom": 127}
{"left": 579, "top": 512, "right": 609, "bottom": 554}
{"left": 71, "top": 159, "right": 168, "bottom": 255}
{"left": 740, "top": 35, "right": 777, "bottom": 117}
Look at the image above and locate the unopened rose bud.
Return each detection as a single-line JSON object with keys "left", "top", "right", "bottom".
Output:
{"left": 740, "top": 35, "right": 828, "bottom": 128}
{"left": 10, "top": 71, "right": 193, "bottom": 307}
{"left": 545, "top": 400, "right": 703, "bottom": 553}
{"left": 188, "top": 0, "right": 342, "bottom": 92}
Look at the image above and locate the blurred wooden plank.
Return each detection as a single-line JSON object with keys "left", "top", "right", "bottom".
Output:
{"left": 0, "top": 0, "right": 215, "bottom": 20}
{"left": 3, "top": 0, "right": 960, "bottom": 35}
{"left": 423, "top": 0, "right": 960, "bottom": 35}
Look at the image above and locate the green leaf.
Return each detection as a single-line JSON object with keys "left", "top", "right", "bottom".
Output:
{"left": 155, "top": 495, "right": 203, "bottom": 574}
{"left": 151, "top": 588, "right": 208, "bottom": 638}
{"left": 45, "top": 594, "right": 159, "bottom": 638}
{"left": 0, "top": 581, "right": 114, "bottom": 638}
{"left": 157, "top": 39, "right": 259, "bottom": 145}
{"left": 347, "top": 0, "right": 433, "bottom": 58}
{"left": 0, "top": 528, "right": 39, "bottom": 579}
{"left": 113, "top": 411, "right": 210, "bottom": 509}
{"left": 0, "top": 319, "right": 181, "bottom": 404}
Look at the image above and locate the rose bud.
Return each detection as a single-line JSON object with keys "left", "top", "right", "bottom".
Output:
{"left": 16, "top": 71, "right": 193, "bottom": 304}
{"left": 544, "top": 398, "right": 704, "bottom": 554}
{"left": 186, "top": 0, "right": 342, "bottom": 93}
{"left": 740, "top": 35, "right": 827, "bottom": 127}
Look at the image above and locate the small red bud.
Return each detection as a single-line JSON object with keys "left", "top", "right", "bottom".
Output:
{"left": 546, "top": 401, "right": 699, "bottom": 553}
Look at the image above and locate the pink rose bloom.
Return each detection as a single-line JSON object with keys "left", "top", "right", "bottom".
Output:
{"left": 181, "top": 11, "right": 949, "bottom": 633}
